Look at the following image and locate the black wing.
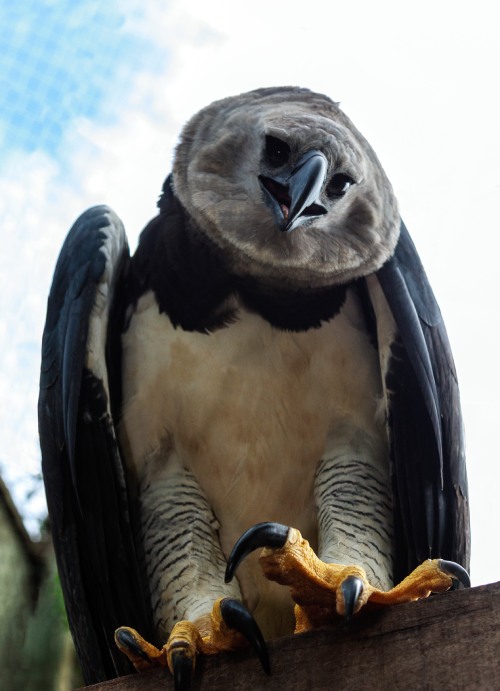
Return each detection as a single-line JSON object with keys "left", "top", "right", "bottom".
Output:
{"left": 38, "top": 206, "right": 153, "bottom": 684}
{"left": 372, "top": 220, "right": 470, "bottom": 583}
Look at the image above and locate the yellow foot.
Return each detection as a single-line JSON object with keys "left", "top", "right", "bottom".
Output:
{"left": 225, "top": 522, "right": 470, "bottom": 633}
{"left": 115, "top": 598, "right": 269, "bottom": 690}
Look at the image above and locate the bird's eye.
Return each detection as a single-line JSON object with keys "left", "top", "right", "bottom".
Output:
{"left": 326, "top": 173, "right": 355, "bottom": 199}
{"left": 264, "top": 135, "right": 291, "bottom": 167}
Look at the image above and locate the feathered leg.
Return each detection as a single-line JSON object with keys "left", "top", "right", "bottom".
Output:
{"left": 115, "top": 461, "right": 268, "bottom": 689}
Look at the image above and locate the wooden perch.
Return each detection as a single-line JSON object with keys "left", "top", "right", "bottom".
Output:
{"left": 80, "top": 580, "right": 500, "bottom": 690}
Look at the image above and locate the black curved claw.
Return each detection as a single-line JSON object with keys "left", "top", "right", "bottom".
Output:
{"left": 341, "top": 576, "right": 364, "bottom": 625}
{"left": 220, "top": 598, "right": 271, "bottom": 675}
{"left": 114, "top": 627, "right": 150, "bottom": 662}
{"left": 437, "top": 559, "right": 471, "bottom": 589}
{"left": 171, "top": 647, "right": 193, "bottom": 691}
{"left": 225, "top": 522, "right": 289, "bottom": 583}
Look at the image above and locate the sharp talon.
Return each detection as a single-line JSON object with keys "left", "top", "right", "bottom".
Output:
{"left": 341, "top": 576, "right": 364, "bottom": 624}
{"left": 225, "top": 522, "right": 289, "bottom": 583}
{"left": 437, "top": 559, "right": 471, "bottom": 589}
{"left": 171, "top": 648, "right": 193, "bottom": 691}
{"left": 114, "top": 627, "right": 150, "bottom": 661}
{"left": 220, "top": 598, "right": 271, "bottom": 675}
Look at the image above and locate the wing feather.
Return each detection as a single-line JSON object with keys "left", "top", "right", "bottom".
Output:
{"left": 371, "top": 221, "right": 470, "bottom": 581}
{"left": 39, "top": 206, "right": 153, "bottom": 683}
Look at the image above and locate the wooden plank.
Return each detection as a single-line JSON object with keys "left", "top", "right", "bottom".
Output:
{"left": 80, "top": 581, "right": 500, "bottom": 690}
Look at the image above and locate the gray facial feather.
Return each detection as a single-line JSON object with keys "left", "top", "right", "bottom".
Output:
{"left": 173, "top": 86, "right": 400, "bottom": 289}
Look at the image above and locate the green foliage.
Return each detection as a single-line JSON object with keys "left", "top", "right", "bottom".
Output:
{"left": 0, "top": 556, "right": 82, "bottom": 691}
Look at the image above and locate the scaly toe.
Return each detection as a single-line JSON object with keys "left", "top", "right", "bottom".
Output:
{"left": 166, "top": 621, "right": 200, "bottom": 677}
{"left": 367, "top": 558, "right": 470, "bottom": 606}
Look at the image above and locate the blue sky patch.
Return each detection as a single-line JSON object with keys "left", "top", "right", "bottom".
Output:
{"left": 0, "top": 1, "right": 167, "bottom": 156}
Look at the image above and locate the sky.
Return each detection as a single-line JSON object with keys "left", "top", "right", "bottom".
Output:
{"left": 0, "top": 0, "right": 499, "bottom": 587}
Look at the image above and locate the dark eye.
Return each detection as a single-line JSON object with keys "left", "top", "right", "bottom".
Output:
{"left": 326, "top": 173, "right": 355, "bottom": 199}
{"left": 264, "top": 135, "right": 291, "bottom": 167}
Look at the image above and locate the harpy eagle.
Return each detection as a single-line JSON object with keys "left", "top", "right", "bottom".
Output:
{"left": 39, "top": 86, "right": 470, "bottom": 688}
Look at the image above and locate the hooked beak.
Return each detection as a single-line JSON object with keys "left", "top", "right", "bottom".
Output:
{"left": 260, "top": 149, "right": 328, "bottom": 232}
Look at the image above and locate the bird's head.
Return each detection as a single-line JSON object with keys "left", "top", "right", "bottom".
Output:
{"left": 172, "top": 87, "right": 400, "bottom": 289}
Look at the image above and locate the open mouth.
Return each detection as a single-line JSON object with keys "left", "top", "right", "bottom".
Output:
{"left": 260, "top": 176, "right": 291, "bottom": 221}
{"left": 259, "top": 175, "right": 326, "bottom": 223}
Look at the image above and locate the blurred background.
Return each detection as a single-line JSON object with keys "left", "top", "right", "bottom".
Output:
{"left": 1, "top": 0, "right": 499, "bottom": 686}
